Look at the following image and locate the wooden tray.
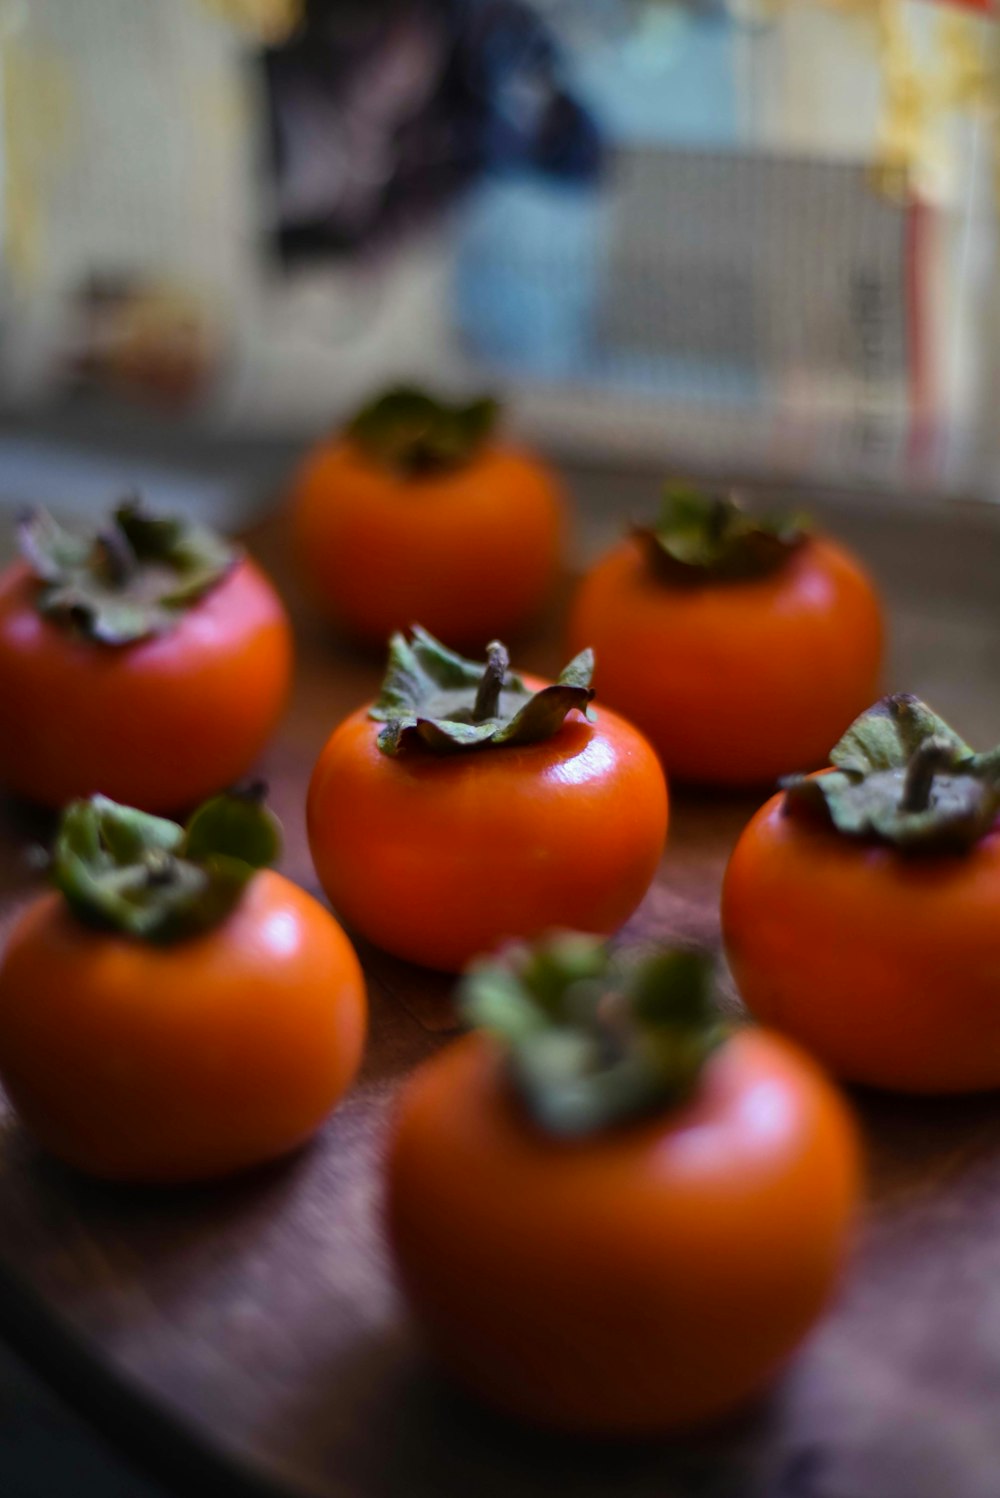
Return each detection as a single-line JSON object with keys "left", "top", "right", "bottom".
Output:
{"left": 2, "top": 504, "right": 1000, "bottom": 1498}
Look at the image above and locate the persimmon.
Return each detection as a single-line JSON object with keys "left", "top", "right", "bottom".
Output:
{"left": 723, "top": 694, "right": 1000, "bottom": 1093}
{"left": 386, "top": 936, "right": 860, "bottom": 1434}
{"left": 568, "top": 484, "right": 884, "bottom": 785}
{"left": 291, "top": 386, "right": 564, "bottom": 646}
{"left": 307, "top": 627, "right": 667, "bottom": 972}
{"left": 0, "top": 790, "right": 366, "bottom": 1183}
{"left": 0, "top": 499, "right": 292, "bottom": 812}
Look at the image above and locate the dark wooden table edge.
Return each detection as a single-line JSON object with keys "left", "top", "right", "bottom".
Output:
{"left": 0, "top": 1252, "right": 309, "bottom": 1498}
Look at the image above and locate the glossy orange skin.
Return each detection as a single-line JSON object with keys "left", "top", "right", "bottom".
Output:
{"left": 568, "top": 536, "right": 883, "bottom": 786}
{"left": 0, "top": 557, "right": 292, "bottom": 812}
{"left": 386, "top": 1027, "right": 859, "bottom": 1434}
{"left": 0, "top": 871, "right": 367, "bottom": 1183}
{"left": 291, "top": 438, "right": 564, "bottom": 646}
{"left": 723, "top": 791, "right": 1000, "bottom": 1093}
{"left": 307, "top": 687, "right": 668, "bottom": 972}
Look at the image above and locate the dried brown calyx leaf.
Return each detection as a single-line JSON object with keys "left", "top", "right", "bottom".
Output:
{"left": 18, "top": 498, "right": 237, "bottom": 645}
{"left": 636, "top": 482, "right": 809, "bottom": 586}
{"left": 53, "top": 786, "right": 281, "bottom": 942}
{"left": 783, "top": 694, "right": 1000, "bottom": 855}
{"left": 461, "top": 934, "right": 725, "bottom": 1137}
{"left": 370, "top": 626, "right": 595, "bottom": 757}
{"left": 346, "top": 386, "right": 500, "bottom": 476}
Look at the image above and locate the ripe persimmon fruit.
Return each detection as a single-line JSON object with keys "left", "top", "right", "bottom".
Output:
{"left": 291, "top": 387, "right": 564, "bottom": 647}
{"left": 569, "top": 484, "right": 883, "bottom": 786}
{"left": 386, "top": 937, "right": 860, "bottom": 1433}
{"left": 724, "top": 694, "right": 1000, "bottom": 1092}
{"left": 0, "top": 790, "right": 366, "bottom": 1183}
{"left": 0, "top": 499, "right": 291, "bottom": 812}
{"left": 307, "top": 628, "right": 667, "bottom": 972}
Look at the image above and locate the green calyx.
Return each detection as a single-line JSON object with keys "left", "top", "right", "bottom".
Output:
{"left": 346, "top": 385, "right": 500, "bottom": 476}
{"left": 783, "top": 694, "right": 1000, "bottom": 855}
{"left": 53, "top": 787, "right": 282, "bottom": 943}
{"left": 461, "top": 934, "right": 725, "bottom": 1138}
{"left": 370, "top": 626, "right": 595, "bottom": 757}
{"left": 18, "top": 498, "right": 237, "bottom": 645}
{"left": 635, "top": 482, "right": 808, "bottom": 585}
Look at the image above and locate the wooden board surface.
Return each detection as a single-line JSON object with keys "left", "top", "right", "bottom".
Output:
{"left": 1, "top": 502, "right": 1000, "bottom": 1498}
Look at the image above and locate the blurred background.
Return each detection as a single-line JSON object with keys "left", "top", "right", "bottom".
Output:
{"left": 0, "top": 4, "right": 999, "bottom": 1494}
{"left": 0, "top": 0, "right": 998, "bottom": 534}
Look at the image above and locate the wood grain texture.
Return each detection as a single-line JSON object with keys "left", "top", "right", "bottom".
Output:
{"left": 0, "top": 502, "right": 999, "bottom": 1498}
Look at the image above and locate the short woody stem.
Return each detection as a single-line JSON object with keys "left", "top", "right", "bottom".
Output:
{"left": 144, "top": 851, "right": 177, "bottom": 888}
{"left": 228, "top": 778, "right": 269, "bottom": 805}
{"left": 902, "top": 736, "right": 956, "bottom": 813}
{"left": 473, "top": 641, "right": 509, "bottom": 721}
{"left": 94, "top": 527, "right": 137, "bottom": 587}
{"left": 708, "top": 495, "right": 731, "bottom": 543}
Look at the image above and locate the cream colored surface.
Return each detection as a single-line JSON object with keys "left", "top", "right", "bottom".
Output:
{"left": 190, "top": 0, "right": 301, "bottom": 42}
{"left": 736, "top": 0, "right": 998, "bottom": 199}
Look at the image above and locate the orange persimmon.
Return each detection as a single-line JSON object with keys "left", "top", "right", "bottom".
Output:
{"left": 723, "top": 694, "right": 1000, "bottom": 1093}
{"left": 386, "top": 938, "right": 860, "bottom": 1434}
{"left": 291, "top": 386, "right": 563, "bottom": 646}
{"left": 568, "top": 484, "right": 883, "bottom": 786}
{"left": 307, "top": 629, "right": 667, "bottom": 972}
{"left": 0, "top": 500, "right": 291, "bottom": 812}
{"left": 0, "top": 792, "right": 366, "bottom": 1183}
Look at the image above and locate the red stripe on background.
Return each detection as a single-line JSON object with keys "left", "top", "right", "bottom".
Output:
{"left": 905, "top": 194, "right": 935, "bottom": 478}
